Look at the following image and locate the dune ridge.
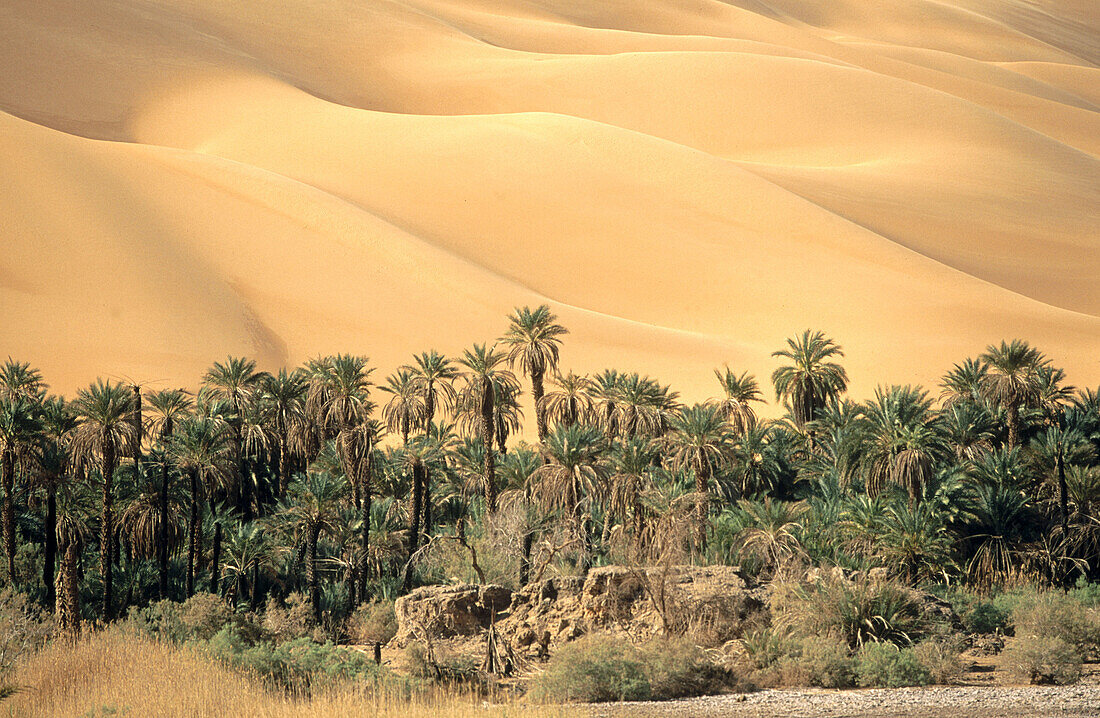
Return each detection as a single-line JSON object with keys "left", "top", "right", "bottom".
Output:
{"left": 1, "top": 0, "right": 1097, "bottom": 405}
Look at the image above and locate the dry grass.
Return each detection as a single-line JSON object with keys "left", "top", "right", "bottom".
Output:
{"left": 4, "top": 631, "right": 574, "bottom": 718}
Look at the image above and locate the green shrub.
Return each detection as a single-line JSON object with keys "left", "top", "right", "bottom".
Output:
{"left": 913, "top": 638, "right": 965, "bottom": 684}
{"left": 262, "top": 593, "right": 320, "bottom": 644}
{"left": 791, "top": 635, "right": 857, "bottom": 688}
{"left": 1003, "top": 635, "right": 1082, "bottom": 685}
{"left": 530, "top": 637, "right": 651, "bottom": 703}
{"left": 1011, "top": 592, "right": 1100, "bottom": 657}
{"left": 855, "top": 643, "right": 931, "bottom": 688}
{"left": 349, "top": 600, "right": 397, "bottom": 646}
{"left": 180, "top": 593, "right": 235, "bottom": 641}
{"left": 962, "top": 601, "right": 1010, "bottom": 634}
{"left": 124, "top": 594, "right": 261, "bottom": 645}
{"left": 640, "top": 638, "right": 739, "bottom": 699}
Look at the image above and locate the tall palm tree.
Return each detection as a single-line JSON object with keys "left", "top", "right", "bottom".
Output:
{"left": 614, "top": 373, "right": 678, "bottom": 440}
{"left": 70, "top": 379, "right": 135, "bottom": 620}
{"left": 862, "top": 386, "right": 949, "bottom": 503}
{"left": 771, "top": 330, "right": 849, "bottom": 435}
{"left": 406, "top": 350, "right": 458, "bottom": 431}
{"left": 34, "top": 397, "right": 77, "bottom": 609}
{"left": 531, "top": 424, "right": 609, "bottom": 567}
{"left": 260, "top": 369, "right": 306, "bottom": 499}
{"left": 502, "top": 305, "right": 568, "bottom": 443}
{"left": 457, "top": 344, "right": 515, "bottom": 514}
{"left": 310, "top": 354, "right": 374, "bottom": 509}
{"left": 608, "top": 437, "right": 660, "bottom": 543}
{"left": 939, "top": 358, "right": 988, "bottom": 408}
{"left": 169, "top": 416, "right": 231, "bottom": 596}
{"left": 586, "top": 370, "right": 624, "bottom": 439}
{"left": 979, "top": 340, "right": 1046, "bottom": 449}
{"left": 665, "top": 403, "right": 733, "bottom": 553}
{"left": 54, "top": 482, "right": 92, "bottom": 633}
{"left": 499, "top": 445, "right": 542, "bottom": 584}
{"left": 279, "top": 470, "right": 347, "bottom": 622}
{"left": 203, "top": 357, "right": 265, "bottom": 518}
{"left": 540, "top": 371, "right": 593, "bottom": 430}
{"left": 145, "top": 388, "right": 193, "bottom": 597}
{"left": 380, "top": 368, "right": 426, "bottom": 446}
{"left": 1030, "top": 424, "right": 1094, "bottom": 538}
{"left": 0, "top": 397, "right": 41, "bottom": 584}
{"left": 0, "top": 359, "right": 44, "bottom": 401}
{"left": 714, "top": 368, "right": 763, "bottom": 436}
{"left": 221, "top": 522, "right": 269, "bottom": 609}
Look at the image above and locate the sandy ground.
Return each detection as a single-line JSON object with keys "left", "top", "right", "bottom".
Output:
{"left": 1, "top": 0, "right": 1098, "bottom": 407}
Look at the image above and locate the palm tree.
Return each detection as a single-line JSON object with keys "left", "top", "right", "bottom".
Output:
{"left": 34, "top": 397, "right": 77, "bottom": 609}
{"left": 169, "top": 416, "right": 231, "bottom": 596}
{"left": 499, "top": 445, "right": 542, "bottom": 584}
{"left": 862, "top": 386, "right": 949, "bottom": 503}
{"left": 260, "top": 370, "right": 306, "bottom": 499}
{"left": 734, "top": 498, "right": 806, "bottom": 578}
{"left": 727, "top": 424, "right": 784, "bottom": 499}
{"left": 586, "top": 370, "right": 624, "bottom": 440}
{"left": 0, "top": 397, "right": 40, "bottom": 584}
{"left": 406, "top": 350, "right": 458, "bottom": 431}
{"left": 380, "top": 369, "right": 426, "bottom": 446}
{"left": 501, "top": 305, "right": 568, "bottom": 442}
{"left": 771, "top": 330, "right": 849, "bottom": 436}
{"left": 614, "top": 373, "right": 678, "bottom": 439}
{"left": 1029, "top": 424, "right": 1094, "bottom": 538}
{"left": 714, "top": 368, "right": 763, "bottom": 436}
{"left": 310, "top": 354, "right": 374, "bottom": 509}
{"left": 941, "top": 402, "right": 996, "bottom": 464}
{"left": 531, "top": 424, "right": 609, "bottom": 567}
{"left": 540, "top": 371, "right": 593, "bottom": 430}
{"left": 608, "top": 438, "right": 660, "bottom": 543}
{"left": 221, "top": 522, "right": 269, "bottom": 609}
{"left": 0, "top": 359, "right": 44, "bottom": 401}
{"left": 979, "top": 340, "right": 1046, "bottom": 449}
{"left": 203, "top": 357, "right": 265, "bottom": 518}
{"left": 280, "top": 470, "right": 347, "bottom": 622}
{"left": 145, "top": 388, "right": 193, "bottom": 596}
{"left": 665, "top": 403, "right": 733, "bottom": 553}
{"left": 457, "top": 344, "right": 515, "bottom": 514}
{"left": 70, "top": 379, "right": 135, "bottom": 620}
{"left": 940, "top": 358, "right": 988, "bottom": 407}
{"left": 54, "top": 482, "right": 92, "bottom": 633}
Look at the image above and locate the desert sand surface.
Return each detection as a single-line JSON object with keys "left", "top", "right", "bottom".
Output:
{"left": 1, "top": 0, "right": 1097, "bottom": 408}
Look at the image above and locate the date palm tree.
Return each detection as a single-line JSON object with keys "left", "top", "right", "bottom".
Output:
{"left": 145, "top": 388, "right": 192, "bottom": 596}
{"left": 714, "top": 368, "right": 763, "bottom": 436}
{"left": 614, "top": 373, "right": 678, "bottom": 440}
{"left": 406, "top": 350, "right": 458, "bottom": 431}
{"left": 54, "top": 483, "right": 92, "bottom": 633}
{"left": 70, "top": 379, "right": 135, "bottom": 620}
{"left": 261, "top": 369, "right": 307, "bottom": 499}
{"left": 279, "top": 470, "right": 347, "bottom": 622}
{"left": 457, "top": 344, "right": 515, "bottom": 514}
{"left": 979, "top": 340, "right": 1046, "bottom": 449}
{"left": 771, "top": 330, "right": 849, "bottom": 435}
{"left": 862, "top": 386, "right": 949, "bottom": 504}
{"left": 203, "top": 357, "right": 265, "bottom": 517}
{"left": 502, "top": 305, "right": 568, "bottom": 442}
{"left": 169, "top": 416, "right": 231, "bottom": 596}
{"left": 34, "top": 397, "right": 77, "bottom": 609}
{"left": 939, "top": 358, "right": 988, "bottom": 408}
{"left": 586, "top": 370, "right": 624, "bottom": 439}
{"left": 609, "top": 437, "right": 660, "bottom": 543}
{"left": 665, "top": 403, "right": 733, "bottom": 554}
{"left": 309, "top": 354, "right": 374, "bottom": 509}
{"left": 380, "top": 368, "right": 426, "bottom": 446}
{"left": 0, "top": 359, "right": 44, "bottom": 401}
{"left": 540, "top": 371, "right": 593, "bottom": 430}
{"left": 0, "top": 397, "right": 40, "bottom": 584}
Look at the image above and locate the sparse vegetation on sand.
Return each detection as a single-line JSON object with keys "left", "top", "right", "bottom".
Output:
{"left": 1, "top": 309, "right": 1100, "bottom": 712}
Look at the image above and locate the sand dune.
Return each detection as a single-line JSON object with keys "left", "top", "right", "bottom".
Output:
{"left": 1, "top": 0, "right": 1097, "bottom": 410}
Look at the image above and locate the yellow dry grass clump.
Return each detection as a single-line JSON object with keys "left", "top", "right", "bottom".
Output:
{"left": 5, "top": 631, "right": 571, "bottom": 718}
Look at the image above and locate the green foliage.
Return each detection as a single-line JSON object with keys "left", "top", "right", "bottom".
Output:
{"left": 855, "top": 643, "right": 931, "bottom": 687}
{"left": 1010, "top": 591, "right": 1100, "bottom": 657}
{"left": 124, "top": 593, "right": 262, "bottom": 645}
{"left": 1004, "top": 635, "right": 1082, "bottom": 685}
{"left": 529, "top": 636, "right": 740, "bottom": 703}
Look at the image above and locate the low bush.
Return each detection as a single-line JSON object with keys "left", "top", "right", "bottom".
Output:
{"left": 529, "top": 636, "right": 743, "bottom": 703}
{"left": 913, "top": 638, "right": 966, "bottom": 684}
{"left": 1011, "top": 592, "right": 1100, "bottom": 659}
{"left": 1003, "top": 635, "right": 1082, "bottom": 685}
{"left": 263, "top": 593, "right": 321, "bottom": 644}
{"left": 124, "top": 594, "right": 263, "bottom": 645}
{"left": 349, "top": 600, "right": 397, "bottom": 646}
{"left": 855, "top": 643, "right": 931, "bottom": 688}
{"left": 0, "top": 588, "right": 53, "bottom": 692}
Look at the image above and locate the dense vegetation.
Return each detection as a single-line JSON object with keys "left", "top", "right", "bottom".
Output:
{"left": 2, "top": 307, "right": 1100, "bottom": 698}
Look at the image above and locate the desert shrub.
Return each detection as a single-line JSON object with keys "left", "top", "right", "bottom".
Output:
{"left": 962, "top": 601, "right": 1010, "bottom": 635}
{"left": 349, "top": 600, "right": 397, "bottom": 646}
{"left": 639, "top": 638, "right": 740, "bottom": 699}
{"left": 738, "top": 627, "right": 795, "bottom": 672}
{"left": 1067, "top": 578, "right": 1100, "bottom": 607}
{"left": 263, "top": 593, "right": 321, "bottom": 644}
{"left": 1003, "top": 635, "right": 1082, "bottom": 685}
{"left": 529, "top": 637, "right": 651, "bottom": 703}
{"left": 913, "top": 638, "right": 966, "bottom": 684}
{"left": 180, "top": 593, "right": 236, "bottom": 641}
{"left": 790, "top": 634, "right": 857, "bottom": 688}
{"left": 0, "top": 589, "right": 52, "bottom": 679}
{"left": 124, "top": 594, "right": 262, "bottom": 645}
{"left": 404, "top": 641, "right": 478, "bottom": 684}
{"left": 855, "top": 643, "right": 930, "bottom": 688}
{"left": 201, "top": 627, "right": 407, "bottom": 695}
{"left": 1011, "top": 592, "right": 1100, "bottom": 658}
{"left": 773, "top": 574, "right": 930, "bottom": 649}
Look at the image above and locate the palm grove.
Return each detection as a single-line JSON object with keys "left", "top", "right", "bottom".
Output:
{"left": 2, "top": 308, "right": 1100, "bottom": 635}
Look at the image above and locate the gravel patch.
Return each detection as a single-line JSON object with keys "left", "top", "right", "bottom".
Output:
{"left": 588, "top": 686, "right": 1100, "bottom": 718}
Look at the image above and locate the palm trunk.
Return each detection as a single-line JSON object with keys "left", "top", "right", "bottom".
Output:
{"left": 277, "top": 430, "right": 290, "bottom": 499}
{"left": 1058, "top": 448, "right": 1069, "bottom": 537}
{"left": 57, "top": 538, "right": 81, "bottom": 633}
{"left": 44, "top": 485, "right": 57, "bottom": 610}
{"left": 481, "top": 380, "right": 498, "bottom": 514}
{"left": 186, "top": 468, "right": 199, "bottom": 597}
{"left": 532, "top": 370, "right": 548, "bottom": 442}
{"left": 422, "top": 466, "right": 432, "bottom": 537}
{"left": 403, "top": 461, "right": 424, "bottom": 591}
{"left": 694, "top": 454, "right": 710, "bottom": 557}
{"left": 158, "top": 458, "right": 170, "bottom": 599}
{"left": 2, "top": 449, "right": 15, "bottom": 584}
{"left": 1007, "top": 401, "right": 1020, "bottom": 449}
{"left": 209, "top": 501, "right": 222, "bottom": 594}
{"left": 360, "top": 448, "right": 373, "bottom": 603}
{"left": 307, "top": 523, "right": 321, "bottom": 624}
{"left": 100, "top": 435, "right": 117, "bottom": 621}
